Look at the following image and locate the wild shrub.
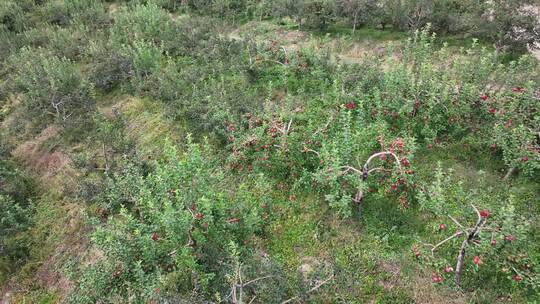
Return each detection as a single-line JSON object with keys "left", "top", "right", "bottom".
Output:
{"left": 0, "top": 160, "right": 33, "bottom": 284}
{"left": 0, "top": 1, "right": 27, "bottom": 33}
{"left": 71, "top": 139, "right": 274, "bottom": 303}
{"left": 9, "top": 47, "right": 95, "bottom": 130}
{"left": 109, "top": 2, "right": 173, "bottom": 46}
{"left": 0, "top": 194, "right": 31, "bottom": 284}
{"left": 38, "top": 0, "right": 107, "bottom": 29}
{"left": 86, "top": 40, "right": 134, "bottom": 93}
{"left": 165, "top": 16, "right": 219, "bottom": 58}
{"left": 123, "top": 40, "right": 166, "bottom": 93}
{"left": 87, "top": 38, "right": 165, "bottom": 94}
{"left": 21, "top": 24, "right": 94, "bottom": 60}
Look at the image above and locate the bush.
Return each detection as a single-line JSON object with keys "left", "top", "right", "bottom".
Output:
{"left": 9, "top": 47, "right": 95, "bottom": 130}
{"left": 86, "top": 40, "right": 134, "bottom": 93}
{"left": 0, "top": 1, "right": 27, "bottom": 32}
{"left": 0, "top": 193, "right": 32, "bottom": 284}
{"left": 0, "top": 160, "right": 33, "bottom": 284}
{"left": 0, "top": 194, "right": 30, "bottom": 249}
{"left": 71, "top": 139, "right": 274, "bottom": 302}
{"left": 109, "top": 2, "right": 173, "bottom": 46}
{"left": 38, "top": 0, "right": 108, "bottom": 29}
{"left": 298, "top": 0, "right": 336, "bottom": 30}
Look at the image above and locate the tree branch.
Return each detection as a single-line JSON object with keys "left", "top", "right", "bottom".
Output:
{"left": 425, "top": 231, "right": 464, "bottom": 257}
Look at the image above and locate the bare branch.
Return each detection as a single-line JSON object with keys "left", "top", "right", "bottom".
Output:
{"left": 339, "top": 165, "right": 363, "bottom": 175}
{"left": 503, "top": 167, "right": 517, "bottom": 181}
{"left": 426, "top": 231, "right": 464, "bottom": 257}
{"left": 470, "top": 204, "right": 481, "bottom": 221}
{"left": 363, "top": 151, "right": 402, "bottom": 172}
{"left": 448, "top": 215, "right": 465, "bottom": 230}
{"left": 241, "top": 275, "right": 273, "bottom": 288}
{"left": 286, "top": 118, "right": 293, "bottom": 134}
{"left": 279, "top": 118, "right": 293, "bottom": 135}
{"left": 304, "top": 148, "right": 320, "bottom": 157}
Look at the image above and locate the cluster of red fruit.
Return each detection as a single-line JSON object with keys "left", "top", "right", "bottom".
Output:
{"left": 431, "top": 265, "right": 456, "bottom": 283}
{"left": 380, "top": 137, "right": 414, "bottom": 208}
{"left": 344, "top": 101, "right": 357, "bottom": 110}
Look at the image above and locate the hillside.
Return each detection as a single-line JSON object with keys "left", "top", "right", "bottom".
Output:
{"left": 1, "top": 1, "right": 540, "bottom": 303}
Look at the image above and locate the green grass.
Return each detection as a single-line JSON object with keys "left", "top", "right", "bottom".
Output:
{"left": 325, "top": 24, "right": 409, "bottom": 42}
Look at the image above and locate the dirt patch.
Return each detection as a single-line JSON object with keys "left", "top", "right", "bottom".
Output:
{"left": 12, "top": 125, "right": 71, "bottom": 175}
{"left": 11, "top": 125, "right": 77, "bottom": 192}
{"left": 271, "top": 28, "right": 309, "bottom": 52}
{"left": 409, "top": 269, "right": 467, "bottom": 304}
{"left": 378, "top": 260, "right": 401, "bottom": 290}
{"left": 275, "top": 29, "right": 307, "bottom": 44}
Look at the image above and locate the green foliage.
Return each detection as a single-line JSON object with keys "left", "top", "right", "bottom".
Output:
{"left": 8, "top": 47, "right": 95, "bottom": 130}
{"left": 0, "top": 160, "right": 33, "bottom": 285}
{"left": 0, "top": 1, "right": 27, "bottom": 32}
{"left": 0, "top": 194, "right": 31, "bottom": 284}
{"left": 110, "top": 2, "right": 173, "bottom": 45}
{"left": 37, "top": 0, "right": 107, "bottom": 28}
{"left": 0, "top": 194, "right": 30, "bottom": 246}
{"left": 298, "top": 0, "right": 336, "bottom": 31}
{"left": 416, "top": 165, "right": 540, "bottom": 295}
{"left": 71, "top": 139, "right": 274, "bottom": 302}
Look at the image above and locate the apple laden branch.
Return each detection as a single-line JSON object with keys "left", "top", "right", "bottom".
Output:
{"left": 422, "top": 204, "right": 489, "bottom": 286}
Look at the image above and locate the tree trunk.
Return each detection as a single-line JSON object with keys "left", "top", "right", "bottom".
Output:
{"left": 503, "top": 167, "right": 516, "bottom": 181}
{"left": 352, "top": 10, "right": 358, "bottom": 35}
{"left": 455, "top": 215, "right": 485, "bottom": 286}
{"left": 454, "top": 238, "right": 468, "bottom": 286}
